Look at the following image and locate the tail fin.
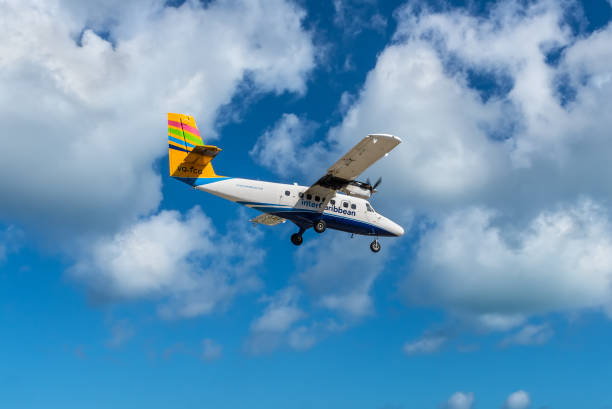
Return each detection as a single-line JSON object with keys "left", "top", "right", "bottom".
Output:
{"left": 167, "top": 113, "right": 225, "bottom": 186}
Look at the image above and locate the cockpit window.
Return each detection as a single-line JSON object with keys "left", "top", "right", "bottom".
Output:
{"left": 366, "top": 203, "right": 375, "bottom": 212}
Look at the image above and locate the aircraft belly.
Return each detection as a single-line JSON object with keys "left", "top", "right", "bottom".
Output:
{"left": 266, "top": 208, "right": 393, "bottom": 236}
{"left": 323, "top": 216, "right": 372, "bottom": 235}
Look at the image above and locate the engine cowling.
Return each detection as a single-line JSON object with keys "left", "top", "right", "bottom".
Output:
{"left": 341, "top": 183, "right": 372, "bottom": 199}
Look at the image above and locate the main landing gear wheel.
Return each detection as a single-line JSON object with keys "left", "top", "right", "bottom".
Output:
{"left": 291, "top": 233, "right": 303, "bottom": 246}
{"left": 370, "top": 239, "right": 381, "bottom": 253}
{"left": 313, "top": 220, "right": 326, "bottom": 234}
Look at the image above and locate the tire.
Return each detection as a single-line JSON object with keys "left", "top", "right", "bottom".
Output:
{"left": 291, "top": 233, "right": 303, "bottom": 246}
{"left": 314, "top": 220, "right": 326, "bottom": 234}
{"left": 370, "top": 240, "right": 381, "bottom": 253}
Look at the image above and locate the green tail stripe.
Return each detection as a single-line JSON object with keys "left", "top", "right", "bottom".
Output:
{"left": 168, "top": 127, "right": 202, "bottom": 146}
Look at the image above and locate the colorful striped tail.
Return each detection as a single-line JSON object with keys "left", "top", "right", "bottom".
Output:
{"left": 167, "top": 113, "right": 224, "bottom": 185}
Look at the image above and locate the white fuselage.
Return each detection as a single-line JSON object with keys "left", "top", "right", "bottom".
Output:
{"left": 195, "top": 177, "right": 404, "bottom": 237}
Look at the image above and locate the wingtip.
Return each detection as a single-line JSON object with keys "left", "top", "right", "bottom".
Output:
{"left": 368, "top": 133, "right": 402, "bottom": 143}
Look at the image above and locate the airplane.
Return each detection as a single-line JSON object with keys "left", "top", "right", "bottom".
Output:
{"left": 167, "top": 112, "right": 404, "bottom": 253}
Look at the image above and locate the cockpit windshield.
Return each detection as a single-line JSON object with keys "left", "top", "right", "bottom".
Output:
{"left": 366, "top": 203, "right": 375, "bottom": 213}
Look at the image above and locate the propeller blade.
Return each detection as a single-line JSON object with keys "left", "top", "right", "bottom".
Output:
{"left": 372, "top": 177, "right": 382, "bottom": 190}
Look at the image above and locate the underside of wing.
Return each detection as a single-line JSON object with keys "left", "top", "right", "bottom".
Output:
{"left": 250, "top": 213, "right": 287, "bottom": 226}
{"left": 314, "top": 133, "right": 401, "bottom": 190}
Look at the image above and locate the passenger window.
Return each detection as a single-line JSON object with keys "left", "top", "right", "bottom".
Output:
{"left": 330, "top": 199, "right": 335, "bottom": 205}
{"left": 343, "top": 202, "right": 348, "bottom": 208}
{"left": 299, "top": 192, "right": 304, "bottom": 198}
{"left": 307, "top": 194, "right": 312, "bottom": 200}
{"left": 315, "top": 196, "right": 320, "bottom": 202}
{"left": 351, "top": 204, "right": 356, "bottom": 210}
{"left": 285, "top": 190, "right": 290, "bottom": 196}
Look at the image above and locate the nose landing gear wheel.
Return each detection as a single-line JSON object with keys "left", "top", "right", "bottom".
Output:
{"left": 313, "top": 220, "right": 326, "bottom": 234}
{"left": 291, "top": 233, "right": 303, "bottom": 246}
{"left": 370, "top": 239, "right": 381, "bottom": 253}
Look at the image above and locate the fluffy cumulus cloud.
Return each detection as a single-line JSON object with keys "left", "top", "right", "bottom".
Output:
{"left": 319, "top": 0, "right": 612, "bottom": 333}
{"left": 251, "top": 287, "right": 305, "bottom": 333}
{"left": 297, "top": 234, "right": 393, "bottom": 319}
{"left": 246, "top": 284, "right": 350, "bottom": 353}
{"left": 503, "top": 390, "right": 531, "bottom": 409}
{"left": 244, "top": 233, "right": 395, "bottom": 354}
{"left": 326, "top": 0, "right": 612, "bottom": 222}
{"left": 250, "top": 113, "right": 326, "bottom": 178}
{"left": 246, "top": 286, "right": 306, "bottom": 354}
{"left": 70, "top": 207, "right": 264, "bottom": 318}
{"left": 405, "top": 201, "right": 612, "bottom": 323}
{"left": 0, "top": 0, "right": 316, "bottom": 240}
{"left": 444, "top": 392, "right": 474, "bottom": 409}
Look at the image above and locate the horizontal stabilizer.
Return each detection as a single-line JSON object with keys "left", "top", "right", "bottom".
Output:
{"left": 250, "top": 214, "right": 286, "bottom": 226}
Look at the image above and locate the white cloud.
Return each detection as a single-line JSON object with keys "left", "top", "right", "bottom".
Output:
{"left": 405, "top": 200, "right": 612, "bottom": 321}
{"left": 251, "top": 287, "right": 304, "bottom": 333}
{"left": 501, "top": 324, "right": 554, "bottom": 347}
{"left": 319, "top": 0, "right": 612, "bottom": 335}
{"left": 288, "top": 325, "right": 318, "bottom": 350}
{"left": 326, "top": 0, "right": 612, "bottom": 224}
{"left": 333, "top": 0, "right": 387, "bottom": 36}
{"left": 201, "top": 338, "right": 222, "bottom": 361}
{"left": 242, "top": 0, "right": 612, "bottom": 339}
{"left": 297, "top": 234, "right": 393, "bottom": 319}
{"left": 503, "top": 390, "right": 531, "bottom": 409}
{"left": 250, "top": 113, "right": 324, "bottom": 178}
{"left": 403, "top": 334, "right": 446, "bottom": 355}
{"left": 327, "top": 30, "right": 508, "bottom": 214}
{"left": 70, "top": 206, "right": 264, "bottom": 318}
{"left": 0, "top": 0, "right": 316, "bottom": 240}
{"left": 444, "top": 392, "right": 474, "bottom": 409}
{"left": 472, "top": 313, "right": 526, "bottom": 332}
{"left": 246, "top": 286, "right": 305, "bottom": 354}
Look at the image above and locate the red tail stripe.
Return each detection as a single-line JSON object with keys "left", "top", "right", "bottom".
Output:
{"left": 167, "top": 119, "right": 201, "bottom": 137}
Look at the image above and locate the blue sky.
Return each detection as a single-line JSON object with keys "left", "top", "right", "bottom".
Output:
{"left": 2, "top": 0, "right": 612, "bottom": 408}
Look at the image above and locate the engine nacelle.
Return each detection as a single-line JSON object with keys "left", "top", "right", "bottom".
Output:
{"left": 341, "top": 183, "right": 372, "bottom": 199}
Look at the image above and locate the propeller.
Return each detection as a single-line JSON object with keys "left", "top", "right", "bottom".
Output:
{"left": 364, "top": 177, "right": 382, "bottom": 193}
{"left": 372, "top": 177, "right": 382, "bottom": 190}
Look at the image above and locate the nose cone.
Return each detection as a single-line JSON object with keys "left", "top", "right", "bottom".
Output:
{"left": 390, "top": 221, "right": 404, "bottom": 237}
{"left": 381, "top": 217, "right": 404, "bottom": 237}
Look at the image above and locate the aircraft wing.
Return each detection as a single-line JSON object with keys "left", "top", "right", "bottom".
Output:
{"left": 311, "top": 133, "right": 401, "bottom": 191}
{"left": 250, "top": 213, "right": 286, "bottom": 226}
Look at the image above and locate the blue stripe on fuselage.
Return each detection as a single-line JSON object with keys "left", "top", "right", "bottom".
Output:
{"left": 171, "top": 176, "right": 232, "bottom": 186}
{"left": 247, "top": 204, "right": 394, "bottom": 236}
